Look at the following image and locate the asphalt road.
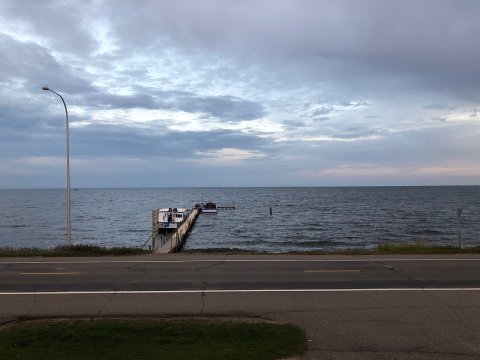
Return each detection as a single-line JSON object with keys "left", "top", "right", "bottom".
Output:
{"left": 1, "top": 254, "right": 480, "bottom": 359}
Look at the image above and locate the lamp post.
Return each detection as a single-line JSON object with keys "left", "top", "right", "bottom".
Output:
{"left": 42, "top": 86, "right": 72, "bottom": 247}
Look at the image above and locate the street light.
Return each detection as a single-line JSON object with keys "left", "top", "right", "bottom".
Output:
{"left": 42, "top": 85, "right": 72, "bottom": 247}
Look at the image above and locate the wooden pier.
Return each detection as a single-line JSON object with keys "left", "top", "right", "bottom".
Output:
{"left": 150, "top": 203, "right": 235, "bottom": 254}
{"left": 152, "top": 209, "right": 200, "bottom": 254}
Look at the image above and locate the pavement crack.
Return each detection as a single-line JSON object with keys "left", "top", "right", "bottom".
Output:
{"left": 194, "top": 257, "right": 227, "bottom": 316}
{"left": 259, "top": 305, "right": 432, "bottom": 318}
{"left": 408, "top": 335, "right": 480, "bottom": 355}
{"left": 375, "top": 260, "right": 427, "bottom": 288}
{"left": 422, "top": 289, "right": 480, "bottom": 337}
{"left": 200, "top": 281, "right": 208, "bottom": 316}
{"left": 25, "top": 284, "right": 36, "bottom": 317}
{"left": 96, "top": 292, "right": 116, "bottom": 317}
{"left": 194, "top": 259, "right": 226, "bottom": 275}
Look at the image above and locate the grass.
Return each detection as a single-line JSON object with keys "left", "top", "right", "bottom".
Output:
{"left": 284, "top": 243, "right": 480, "bottom": 255}
{"left": 184, "top": 244, "right": 480, "bottom": 255}
{"left": 0, "top": 318, "right": 307, "bottom": 360}
{"left": 0, "top": 244, "right": 150, "bottom": 257}
{"left": 2, "top": 243, "right": 480, "bottom": 257}
{"left": 373, "top": 243, "right": 480, "bottom": 254}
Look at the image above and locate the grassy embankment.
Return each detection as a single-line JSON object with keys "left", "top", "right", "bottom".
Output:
{"left": 0, "top": 318, "right": 307, "bottom": 360}
{"left": 361, "top": 243, "right": 480, "bottom": 255}
{"left": 1, "top": 243, "right": 480, "bottom": 257}
{"left": 183, "top": 243, "right": 480, "bottom": 255}
{"left": 0, "top": 244, "right": 150, "bottom": 257}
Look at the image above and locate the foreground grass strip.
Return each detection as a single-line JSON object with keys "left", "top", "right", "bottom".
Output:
{"left": 0, "top": 245, "right": 149, "bottom": 257}
{"left": 291, "top": 244, "right": 480, "bottom": 255}
{"left": 373, "top": 243, "right": 480, "bottom": 255}
{"left": 0, "top": 319, "right": 307, "bottom": 360}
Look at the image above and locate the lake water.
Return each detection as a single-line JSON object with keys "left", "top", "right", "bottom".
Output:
{"left": 1, "top": 187, "right": 479, "bottom": 252}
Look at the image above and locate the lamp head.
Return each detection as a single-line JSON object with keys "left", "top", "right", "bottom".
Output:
{"left": 42, "top": 85, "right": 50, "bottom": 91}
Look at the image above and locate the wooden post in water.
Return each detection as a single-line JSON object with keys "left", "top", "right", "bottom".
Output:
{"left": 457, "top": 208, "right": 462, "bottom": 248}
{"left": 152, "top": 209, "right": 159, "bottom": 251}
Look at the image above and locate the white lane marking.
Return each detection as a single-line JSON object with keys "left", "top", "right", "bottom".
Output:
{"left": 1, "top": 258, "right": 480, "bottom": 265}
{"left": 303, "top": 270, "right": 360, "bottom": 273}
{"left": 18, "top": 272, "right": 79, "bottom": 275}
{"left": 1, "top": 288, "right": 480, "bottom": 295}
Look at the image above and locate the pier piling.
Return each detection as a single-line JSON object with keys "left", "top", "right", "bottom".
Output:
{"left": 151, "top": 209, "right": 159, "bottom": 250}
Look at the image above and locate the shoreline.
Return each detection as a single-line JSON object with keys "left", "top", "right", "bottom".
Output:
{"left": 1, "top": 243, "right": 480, "bottom": 257}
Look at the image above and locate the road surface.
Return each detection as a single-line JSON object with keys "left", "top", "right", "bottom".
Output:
{"left": 1, "top": 254, "right": 480, "bottom": 359}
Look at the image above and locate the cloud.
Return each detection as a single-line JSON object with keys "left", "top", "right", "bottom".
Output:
{"left": 298, "top": 161, "right": 480, "bottom": 186}
{"left": 311, "top": 106, "right": 334, "bottom": 116}
{"left": 423, "top": 103, "right": 459, "bottom": 111}
{"left": 0, "top": 0, "right": 99, "bottom": 55}
{"left": 192, "top": 147, "right": 266, "bottom": 166}
{"left": 81, "top": 93, "right": 158, "bottom": 109}
{"left": 300, "top": 165, "right": 401, "bottom": 178}
{"left": 104, "top": 1, "right": 480, "bottom": 99}
{"left": 0, "top": 34, "right": 93, "bottom": 94}
{"left": 173, "top": 95, "right": 265, "bottom": 121}
{"left": 75, "top": 89, "right": 266, "bottom": 122}
{"left": 281, "top": 120, "right": 308, "bottom": 130}
{"left": 330, "top": 127, "right": 382, "bottom": 140}
{"left": 69, "top": 123, "right": 272, "bottom": 158}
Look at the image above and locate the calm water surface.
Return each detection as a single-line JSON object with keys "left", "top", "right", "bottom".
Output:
{"left": 0, "top": 187, "right": 479, "bottom": 252}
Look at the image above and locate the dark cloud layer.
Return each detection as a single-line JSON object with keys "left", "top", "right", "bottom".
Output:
{"left": 77, "top": 89, "right": 265, "bottom": 121}
{"left": 71, "top": 124, "right": 271, "bottom": 158}
{"left": 106, "top": 0, "right": 480, "bottom": 99}
{"left": 0, "top": 34, "right": 93, "bottom": 94}
{"left": 0, "top": 0, "right": 98, "bottom": 55}
{"left": 81, "top": 93, "right": 158, "bottom": 109}
{"left": 174, "top": 95, "right": 265, "bottom": 121}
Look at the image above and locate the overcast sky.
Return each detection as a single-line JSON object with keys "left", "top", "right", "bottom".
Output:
{"left": 1, "top": 0, "right": 480, "bottom": 188}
